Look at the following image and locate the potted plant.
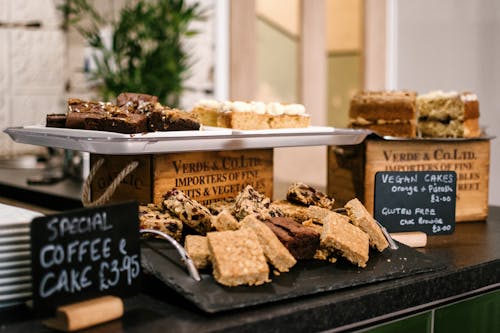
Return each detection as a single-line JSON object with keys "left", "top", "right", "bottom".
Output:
{"left": 59, "top": 0, "right": 205, "bottom": 106}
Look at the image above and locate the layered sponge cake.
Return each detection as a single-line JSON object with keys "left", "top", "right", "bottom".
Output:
{"left": 349, "top": 91, "right": 417, "bottom": 138}
{"left": 417, "top": 91, "right": 480, "bottom": 138}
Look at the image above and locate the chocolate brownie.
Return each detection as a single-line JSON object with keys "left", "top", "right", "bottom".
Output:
{"left": 286, "top": 182, "right": 335, "bottom": 209}
{"left": 46, "top": 113, "right": 67, "bottom": 128}
{"left": 84, "top": 112, "right": 148, "bottom": 134}
{"left": 264, "top": 217, "right": 320, "bottom": 260}
{"left": 116, "top": 92, "right": 158, "bottom": 110}
{"left": 148, "top": 106, "right": 200, "bottom": 131}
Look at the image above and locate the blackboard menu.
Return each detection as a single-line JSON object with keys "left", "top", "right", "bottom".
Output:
{"left": 30, "top": 201, "right": 141, "bottom": 317}
{"left": 374, "top": 171, "right": 456, "bottom": 235}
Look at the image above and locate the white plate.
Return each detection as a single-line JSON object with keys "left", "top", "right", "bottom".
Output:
{"left": 6, "top": 125, "right": 370, "bottom": 155}
{"left": 0, "top": 203, "right": 42, "bottom": 228}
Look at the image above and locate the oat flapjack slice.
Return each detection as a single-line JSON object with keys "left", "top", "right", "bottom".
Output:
{"left": 207, "top": 229, "right": 270, "bottom": 286}
{"left": 345, "top": 198, "right": 388, "bottom": 252}
{"left": 185, "top": 235, "right": 210, "bottom": 269}
{"left": 139, "top": 204, "right": 183, "bottom": 241}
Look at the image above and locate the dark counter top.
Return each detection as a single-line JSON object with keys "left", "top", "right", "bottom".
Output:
{"left": 1, "top": 205, "right": 498, "bottom": 333}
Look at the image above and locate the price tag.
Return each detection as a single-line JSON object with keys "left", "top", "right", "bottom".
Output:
{"left": 374, "top": 171, "right": 456, "bottom": 235}
{"left": 30, "top": 201, "right": 141, "bottom": 317}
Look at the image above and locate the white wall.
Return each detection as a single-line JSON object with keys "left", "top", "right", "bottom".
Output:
{"left": 393, "top": 0, "right": 500, "bottom": 205}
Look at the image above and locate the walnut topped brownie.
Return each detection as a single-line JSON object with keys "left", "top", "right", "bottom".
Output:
{"left": 286, "top": 182, "right": 335, "bottom": 210}
{"left": 148, "top": 105, "right": 200, "bottom": 131}
{"left": 116, "top": 92, "right": 158, "bottom": 113}
{"left": 207, "top": 229, "right": 270, "bottom": 286}
{"left": 162, "top": 189, "right": 213, "bottom": 235}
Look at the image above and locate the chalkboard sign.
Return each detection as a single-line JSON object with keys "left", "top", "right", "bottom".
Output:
{"left": 30, "top": 201, "right": 141, "bottom": 317}
{"left": 374, "top": 171, "right": 456, "bottom": 235}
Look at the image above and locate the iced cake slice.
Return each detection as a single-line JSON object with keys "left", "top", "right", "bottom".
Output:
{"left": 345, "top": 198, "right": 388, "bottom": 252}
{"left": 207, "top": 229, "right": 270, "bottom": 286}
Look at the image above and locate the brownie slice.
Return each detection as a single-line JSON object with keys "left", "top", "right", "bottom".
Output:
{"left": 84, "top": 112, "right": 148, "bottom": 134}
{"left": 46, "top": 113, "right": 67, "bottom": 128}
{"left": 65, "top": 98, "right": 117, "bottom": 129}
{"left": 264, "top": 217, "right": 320, "bottom": 260}
{"left": 116, "top": 92, "right": 158, "bottom": 109}
{"left": 148, "top": 106, "right": 200, "bottom": 131}
{"left": 286, "top": 182, "right": 335, "bottom": 209}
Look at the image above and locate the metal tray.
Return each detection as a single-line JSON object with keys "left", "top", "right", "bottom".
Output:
{"left": 4, "top": 125, "right": 370, "bottom": 155}
{"left": 140, "top": 239, "right": 444, "bottom": 313}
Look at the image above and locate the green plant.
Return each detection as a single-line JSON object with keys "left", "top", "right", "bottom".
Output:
{"left": 59, "top": 0, "right": 204, "bottom": 106}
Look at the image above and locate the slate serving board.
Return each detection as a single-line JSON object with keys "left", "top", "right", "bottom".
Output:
{"left": 141, "top": 239, "right": 444, "bottom": 313}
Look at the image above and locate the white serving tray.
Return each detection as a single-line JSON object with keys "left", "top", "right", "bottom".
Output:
{"left": 4, "top": 125, "right": 370, "bottom": 155}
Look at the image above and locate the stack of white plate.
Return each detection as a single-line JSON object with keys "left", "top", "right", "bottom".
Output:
{"left": 0, "top": 203, "right": 42, "bottom": 308}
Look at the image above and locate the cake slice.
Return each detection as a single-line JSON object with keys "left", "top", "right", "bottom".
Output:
{"left": 207, "top": 229, "right": 270, "bottom": 286}
{"left": 191, "top": 99, "right": 221, "bottom": 126}
{"left": 264, "top": 217, "right": 320, "bottom": 260}
{"left": 417, "top": 91, "right": 480, "bottom": 138}
{"left": 240, "top": 215, "right": 296, "bottom": 272}
{"left": 184, "top": 235, "right": 210, "bottom": 269}
{"left": 139, "top": 204, "right": 183, "bottom": 241}
{"left": 349, "top": 90, "right": 417, "bottom": 138}
{"left": 286, "top": 182, "right": 335, "bottom": 209}
{"left": 345, "top": 198, "right": 389, "bottom": 252}
{"left": 162, "top": 189, "right": 213, "bottom": 235}
{"left": 321, "top": 213, "right": 369, "bottom": 268}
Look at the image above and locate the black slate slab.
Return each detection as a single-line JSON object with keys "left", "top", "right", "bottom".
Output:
{"left": 140, "top": 239, "right": 445, "bottom": 313}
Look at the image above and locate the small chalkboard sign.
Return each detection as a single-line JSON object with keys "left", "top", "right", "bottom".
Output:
{"left": 30, "top": 201, "right": 141, "bottom": 317}
{"left": 374, "top": 171, "right": 456, "bottom": 235}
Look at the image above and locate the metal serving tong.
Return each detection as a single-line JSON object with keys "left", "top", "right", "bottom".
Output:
{"left": 332, "top": 208, "right": 399, "bottom": 250}
{"left": 140, "top": 229, "right": 201, "bottom": 281}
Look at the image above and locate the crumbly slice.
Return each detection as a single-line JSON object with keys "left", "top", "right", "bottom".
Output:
{"left": 207, "top": 229, "right": 270, "bottom": 286}
{"left": 286, "top": 182, "right": 335, "bottom": 209}
{"left": 206, "top": 199, "right": 235, "bottom": 215}
{"left": 212, "top": 209, "right": 240, "bottom": 231}
{"left": 240, "top": 215, "right": 296, "bottom": 272}
{"left": 264, "top": 217, "right": 320, "bottom": 260}
{"left": 345, "top": 198, "right": 388, "bottom": 252}
{"left": 232, "top": 185, "right": 274, "bottom": 221}
{"left": 139, "top": 204, "right": 183, "bottom": 241}
{"left": 185, "top": 235, "right": 210, "bottom": 269}
{"left": 301, "top": 220, "right": 337, "bottom": 263}
{"left": 270, "top": 200, "right": 311, "bottom": 223}
{"left": 162, "top": 189, "right": 213, "bottom": 235}
{"left": 321, "top": 213, "right": 369, "bottom": 268}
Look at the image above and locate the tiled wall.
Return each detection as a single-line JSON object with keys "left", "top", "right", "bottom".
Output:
{"left": 0, "top": 0, "right": 214, "bottom": 157}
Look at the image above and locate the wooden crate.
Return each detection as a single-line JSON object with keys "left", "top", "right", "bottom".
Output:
{"left": 90, "top": 149, "right": 273, "bottom": 205}
{"left": 328, "top": 138, "right": 490, "bottom": 222}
